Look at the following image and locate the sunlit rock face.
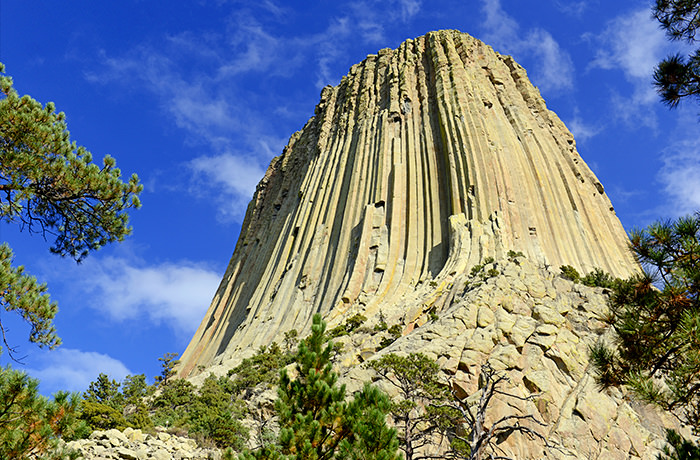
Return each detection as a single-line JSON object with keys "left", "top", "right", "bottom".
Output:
{"left": 179, "top": 30, "right": 637, "bottom": 377}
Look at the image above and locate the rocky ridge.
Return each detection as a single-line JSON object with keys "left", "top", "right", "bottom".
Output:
{"left": 64, "top": 428, "right": 222, "bottom": 460}
{"left": 68, "top": 257, "right": 689, "bottom": 459}
{"left": 335, "top": 256, "right": 685, "bottom": 459}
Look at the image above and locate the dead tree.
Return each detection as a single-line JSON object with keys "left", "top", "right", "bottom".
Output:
{"left": 447, "top": 363, "right": 548, "bottom": 460}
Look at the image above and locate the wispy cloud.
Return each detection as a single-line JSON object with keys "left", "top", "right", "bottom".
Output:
{"left": 480, "top": 0, "right": 574, "bottom": 94}
{"left": 588, "top": 8, "right": 670, "bottom": 128}
{"left": 79, "top": 257, "right": 221, "bottom": 335}
{"left": 42, "top": 253, "right": 222, "bottom": 336}
{"left": 397, "top": 0, "right": 421, "bottom": 22}
{"left": 658, "top": 136, "right": 700, "bottom": 216}
{"left": 189, "top": 152, "right": 267, "bottom": 220}
{"left": 84, "top": 1, "right": 429, "bottom": 221}
{"left": 26, "top": 348, "right": 131, "bottom": 395}
{"left": 552, "top": 0, "right": 588, "bottom": 17}
{"left": 566, "top": 113, "right": 602, "bottom": 143}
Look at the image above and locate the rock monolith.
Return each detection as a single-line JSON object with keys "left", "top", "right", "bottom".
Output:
{"left": 175, "top": 30, "right": 686, "bottom": 459}
{"left": 179, "top": 30, "right": 636, "bottom": 376}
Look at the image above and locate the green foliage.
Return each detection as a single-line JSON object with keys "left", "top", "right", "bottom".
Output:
{"left": 186, "top": 374, "right": 248, "bottom": 450}
{"left": 560, "top": 265, "right": 619, "bottom": 288}
{"left": 652, "top": 1, "right": 700, "bottom": 107}
{"left": 83, "top": 373, "right": 122, "bottom": 408}
{"left": 80, "top": 373, "right": 154, "bottom": 432}
{"left": 121, "top": 373, "right": 153, "bottom": 406}
{"left": 80, "top": 400, "right": 129, "bottom": 431}
{"left": 152, "top": 378, "right": 197, "bottom": 428}
{"left": 0, "top": 243, "right": 59, "bottom": 355}
{"left": 155, "top": 352, "right": 180, "bottom": 388}
{"left": 368, "top": 353, "right": 456, "bottom": 460}
{"left": 373, "top": 312, "right": 388, "bottom": 332}
{"left": 283, "top": 329, "right": 299, "bottom": 352}
{"left": 657, "top": 429, "right": 700, "bottom": 459}
{"left": 0, "top": 63, "right": 142, "bottom": 260}
{"left": 591, "top": 213, "right": 700, "bottom": 430}
{"left": 0, "top": 62, "right": 142, "bottom": 355}
{"left": 328, "top": 314, "right": 368, "bottom": 338}
{"left": 559, "top": 265, "right": 580, "bottom": 283}
{"left": 581, "top": 268, "right": 618, "bottom": 289}
{"left": 228, "top": 342, "right": 293, "bottom": 396}
{"left": 0, "top": 365, "right": 87, "bottom": 459}
{"left": 81, "top": 356, "right": 251, "bottom": 449}
{"left": 470, "top": 258, "right": 496, "bottom": 279}
{"left": 507, "top": 250, "right": 524, "bottom": 260}
{"left": 243, "top": 314, "right": 400, "bottom": 460}
{"left": 428, "top": 309, "right": 439, "bottom": 322}
{"left": 377, "top": 324, "right": 403, "bottom": 351}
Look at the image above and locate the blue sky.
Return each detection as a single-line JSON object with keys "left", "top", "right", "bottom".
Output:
{"left": 1, "top": 0, "right": 698, "bottom": 396}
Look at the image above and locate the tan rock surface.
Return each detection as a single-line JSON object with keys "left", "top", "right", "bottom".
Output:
{"left": 179, "top": 30, "right": 637, "bottom": 378}
{"left": 339, "top": 257, "right": 688, "bottom": 459}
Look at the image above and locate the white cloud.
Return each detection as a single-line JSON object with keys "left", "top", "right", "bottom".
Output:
{"left": 566, "top": 115, "right": 601, "bottom": 143}
{"left": 87, "top": 50, "right": 237, "bottom": 143}
{"left": 217, "top": 16, "right": 283, "bottom": 78}
{"left": 397, "top": 0, "right": 421, "bottom": 21}
{"left": 85, "top": 0, "right": 427, "bottom": 219}
{"left": 480, "top": 0, "right": 574, "bottom": 93}
{"left": 553, "top": 0, "right": 588, "bottom": 17}
{"left": 658, "top": 137, "right": 700, "bottom": 216}
{"left": 588, "top": 8, "right": 672, "bottom": 128}
{"left": 590, "top": 9, "right": 666, "bottom": 82}
{"left": 523, "top": 29, "right": 574, "bottom": 92}
{"left": 26, "top": 348, "right": 131, "bottom": 395}
{"left": 76, "top": 257, "right": 221, "bottom": 335}
{"left": 189, "top": 152, "right": 266, "bottom": 220}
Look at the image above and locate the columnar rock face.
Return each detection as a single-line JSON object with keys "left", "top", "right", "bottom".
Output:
{"left": 179, "top": 30, "right": 637, "bottom": 377}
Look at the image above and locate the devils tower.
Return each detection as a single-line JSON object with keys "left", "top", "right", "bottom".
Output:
{"left": 180, "top": 29, "right": 637, "bottom": 375}
{"left": 175, "top": 30, "right": 691, "bottom": 458}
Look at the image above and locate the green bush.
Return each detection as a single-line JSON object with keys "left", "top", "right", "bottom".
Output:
{"left": 240, "top": 314, "right": 400, "bottom": 460}
{"left": 187, "top": 375, "right": 248, "bottom": 450}
{"left": 80, "top": 401, "right": 128, "bottom": 431}
{"left": 507, "top": 250, "right": 524, "bottom": 260}
{"left": 581, "top": 268, "right": 617, "bottom": 289}
{"left": 559, "top": 265, "right": 580, "bottom": 282}
{"left": 151, "top": 379, "right": 197, "bottom": 428}
{"left": 228, "top": 342, "right": 293, "bottom": 396}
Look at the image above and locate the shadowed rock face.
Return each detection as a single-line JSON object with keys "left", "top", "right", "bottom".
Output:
{"left": 178, "top": 30, "right": 637, "bottom": 378}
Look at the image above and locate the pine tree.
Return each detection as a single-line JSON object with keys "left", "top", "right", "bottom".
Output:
{"left": 0, "top": 62, "right": 142, "bottom": 355}
{"left": 241, "top": 314, "right": 400, "bottom": 460}
{"left": 0, "top": 366, "right": 88, "bottom": 459}
{"left": 368, "top": 353, "right": 455, "bottom": 460}
{"left": 652, "top": 1, "right": 700, "bottom": 107}
{"left": 591, "top": 213, "right": 700, "bottom": 430}
{"left": 155, "top": 352, "right": 180, "bottom": 388}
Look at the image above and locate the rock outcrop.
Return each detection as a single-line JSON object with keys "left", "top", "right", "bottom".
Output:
{"left": 336, "top": 256, "right": 681, "bottom": 459}
{"left": 64, "top": 428, "right": 221, "bottom": 460}
{"left": 179, "top": 30, "right": 637, "bottom": 378}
